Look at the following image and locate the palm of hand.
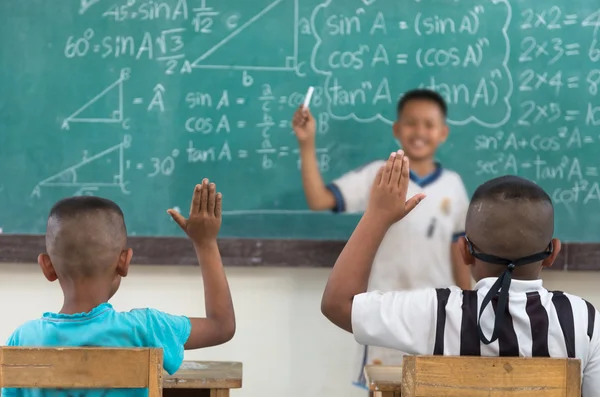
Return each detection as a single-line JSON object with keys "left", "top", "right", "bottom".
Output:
{"left": 168, "top": 179, "right": 223, "bottom": 246}
{"left": 296, "top": 125, "right": 314, "bottom": 140}
{"left": 186, "top": 213, "right": 221, "bottom": 241}
{"left": 292, "top": 107, "right": 315, "bottom": 142}
{"left": 370, "top": 186, "right": 407, "bottom": 222}
{"left": 367, "top": 151, "right": 425, "bottom": 225}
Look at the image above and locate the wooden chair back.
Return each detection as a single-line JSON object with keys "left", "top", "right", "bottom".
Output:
{"left": 365, "top": 355, "right": 581, "bottom": 397}
{"left": 0, "top": 347, "right": 163, "bottom": 397}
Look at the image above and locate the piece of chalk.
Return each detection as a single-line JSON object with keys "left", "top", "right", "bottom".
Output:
{"left": 303, "top": 86, "right": 314, "bottom": 109}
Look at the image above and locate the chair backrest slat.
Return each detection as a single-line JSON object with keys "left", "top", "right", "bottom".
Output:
{"left": 365, "top": 356, "right": 582, "bottom": 397}
{"left": 0, "top": 347, "right": 163, "bottom": 394}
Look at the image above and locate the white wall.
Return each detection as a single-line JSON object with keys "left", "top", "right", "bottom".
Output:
{"left": 1, "top": 263, "right": 599, "bottom": 397}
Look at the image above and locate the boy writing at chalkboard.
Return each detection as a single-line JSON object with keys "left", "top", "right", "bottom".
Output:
{"left": 3, "top": 179, "right": 235, "bottom": 397}
{"left": 292, "top": 89, "right": 471, "bottom": 388}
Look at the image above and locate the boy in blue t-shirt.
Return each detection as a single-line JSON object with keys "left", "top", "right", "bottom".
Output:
{"left": 3, "top": 179, "right": 234, "bottom": 397}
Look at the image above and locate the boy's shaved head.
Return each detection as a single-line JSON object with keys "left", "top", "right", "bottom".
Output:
{"left": 466, "top": 176, "right": 554, "bottom": 263}
{"left": 46, "top": 196, "right": 127, "bottom": 279}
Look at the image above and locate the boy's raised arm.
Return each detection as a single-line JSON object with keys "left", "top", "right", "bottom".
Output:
{"left": 321, "top": 151, "right": 426, "bottom": 332}
{"left": 168, "top": 179, "right": 235, "bottom": 349}
{"left": 292, "top": 106, "right": 336, "bottom": 211}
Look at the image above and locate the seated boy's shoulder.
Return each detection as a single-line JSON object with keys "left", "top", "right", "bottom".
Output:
{"left": 118, "top": 307, "right": 190, "bottom": 328}
{"left": 561, "top": 291, "right": 598, "bottom": 309}
{"left": 119, "top": 307, "right": 172, "bottom": 321}
{"left": 5, "top": 319, "right": 46, "bottom": 345}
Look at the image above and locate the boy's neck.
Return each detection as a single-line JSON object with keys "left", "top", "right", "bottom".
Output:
{"left": 59, "top": 280, "right": 112, "bottom": 315}
{"left": 409, "top": 158, "right": 437, "bottom": 178}
{"left": 60, "top": 300, "right": 107, "bottom": 315}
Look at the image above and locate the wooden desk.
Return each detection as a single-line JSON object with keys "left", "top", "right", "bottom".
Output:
{"left": 163, "top": 361, "right": 242, "bottom": 397}
{"left": 364, "top": 365, "right": 402, "bottom": 397}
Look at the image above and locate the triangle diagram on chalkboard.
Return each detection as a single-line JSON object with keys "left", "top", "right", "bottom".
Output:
{"left": 37, "top": 140, "right": 125, "bottom": 188}
{"left": 190, "top": 0, "right": 297, "bottom": 71}
{"left": 61, "top": 74, "right": 125, "bottom": 130}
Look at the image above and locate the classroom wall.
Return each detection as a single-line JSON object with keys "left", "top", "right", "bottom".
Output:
{"left": 1, "top": 263, "right": 599, "bottom": 397}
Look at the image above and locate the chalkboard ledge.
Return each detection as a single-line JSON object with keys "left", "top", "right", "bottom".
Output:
{"left": 0, "top": 235, "right": 598, "bottom": 271}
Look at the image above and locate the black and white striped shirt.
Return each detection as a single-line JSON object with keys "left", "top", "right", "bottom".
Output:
{"left": 351, "top": 277, "right": 600, "bottom": 396}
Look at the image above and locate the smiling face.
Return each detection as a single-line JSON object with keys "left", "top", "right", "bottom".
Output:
{"left": 394, "top": 99, "right": 448, "bottom": 162}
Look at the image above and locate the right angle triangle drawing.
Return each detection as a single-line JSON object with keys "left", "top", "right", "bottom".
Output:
{"left": 190, "top": 0, "right": 298, "bottom": 71}
{"left": 38, "top": 140, "right": 125, "bottom": 187}
{"left": 61, "top": 73, "right": 125, "bottom": 130}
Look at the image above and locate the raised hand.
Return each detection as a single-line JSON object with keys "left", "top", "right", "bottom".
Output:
{"left": 366, "top": 150, "right": 426, "bottom": 226}
{"left": 292, "top": 105, "right": 316, "bottom": 146}
{"left": 168, "top": 179, "right": 222, "bottom": 247}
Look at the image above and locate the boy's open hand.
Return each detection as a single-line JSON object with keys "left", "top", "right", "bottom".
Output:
{"left": 168, "top": 179, "right": 222, "bottom": 247}
{"left": 366, "top": 151, "right": 426, "bottom": 226}
{"left": 292, "top": 106, "right": 316, "bottom": 146}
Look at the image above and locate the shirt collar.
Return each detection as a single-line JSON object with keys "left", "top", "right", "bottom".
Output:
{"left": 42, "top": 302, "right": 113, "bottom": 321}
{"left": 409, "top": 162, "right": 443, "bottom": 188}
{"left": 475, "top": 277, "right": 544, "bottom": 293}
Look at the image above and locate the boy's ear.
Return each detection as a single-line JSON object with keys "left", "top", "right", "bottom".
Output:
{"left": 542, "top": 238, "right": 561, "bottom": 269}
{"left": 458, "top": 237, "right": 475, "bottom": 266}
{"left": 440, "top": 123, "right": 449, "bottom": 143}
{"left": 116, "top": 248, "right": 133, "bottom": 277}
{"left": 38, "top": 253, "right": 58, "bottom": 282}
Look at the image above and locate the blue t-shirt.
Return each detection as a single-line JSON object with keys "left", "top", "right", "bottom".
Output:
{"left": 2, "top": 303, "right": 191, "bottom": 397}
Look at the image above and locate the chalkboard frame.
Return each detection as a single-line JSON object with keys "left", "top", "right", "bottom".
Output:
{"left": 0, "top": 236, "right": 599, "bottom": 270}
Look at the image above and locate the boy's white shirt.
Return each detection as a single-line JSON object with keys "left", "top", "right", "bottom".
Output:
{"left": 350, "top": 280, "right": 600, "bottom": 397}
{"left": 327, "top": 160, "right": 469, "bottom": 385}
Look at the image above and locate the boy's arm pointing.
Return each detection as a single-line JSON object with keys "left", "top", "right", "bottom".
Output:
{"left": 168, "top": 180, "right": 235, "bottom": 349}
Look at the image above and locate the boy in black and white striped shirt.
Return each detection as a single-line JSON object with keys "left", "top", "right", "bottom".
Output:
{"left": 321, "top": 150, "right": 600, "bottom": 396}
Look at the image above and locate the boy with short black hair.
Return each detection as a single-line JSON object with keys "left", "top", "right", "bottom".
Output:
{"left": 3, "top": 179, "right": 235, "bottom": 397}
{"left": 292, "top": 89, "right": 471, "bottom": 386}
{"left": 321, "top": 152, "right": 600, "bottom": 396}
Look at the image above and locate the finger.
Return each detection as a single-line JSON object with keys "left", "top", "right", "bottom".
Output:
{"left": 399, "top": 154, "right": 410, "bottom": 190}
{"left": 294, "top": 106, "right": 305, "bottom": 121}
{"left": 190, "top": 184, "right": 201, "bottom": 215}
{"left": 300, "top": 113, "right": 309, "bottom": 126}
{"left": 391, "top": 150, "right": 403, "bottom": 187}
{"left": 374, "top": 165, "right": 384, "bottom": 186}
{"left": 215, "top": 193, "right": 223, "bottom": 217}
{"left": 207, "top": 183, "right": 216, "bottom": 214}
{"left": 405, "top": 193, "right": 426, "bottom": 213}
{"left": 302, "top": 106, "right": 313, "bottom": 120}
{"left": 200, "top": 178, "right": 209, "bottom": 213}
{"left": 167, "top": 209, "right": 187, "bottom": 230}
{"left": 381, "top": 152, "right": 396, "bottom": 185}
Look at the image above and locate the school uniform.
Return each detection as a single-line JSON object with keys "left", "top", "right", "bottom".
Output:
{"left": 326, "top": 161, "right": 469, "bottom": 387}
{"left": 351, "top": 278, "right": 600, "bottom": 396}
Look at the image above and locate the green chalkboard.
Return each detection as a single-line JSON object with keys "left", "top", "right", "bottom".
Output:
{"left": 2, "top": 0, "right": 600, "bottom": 240}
